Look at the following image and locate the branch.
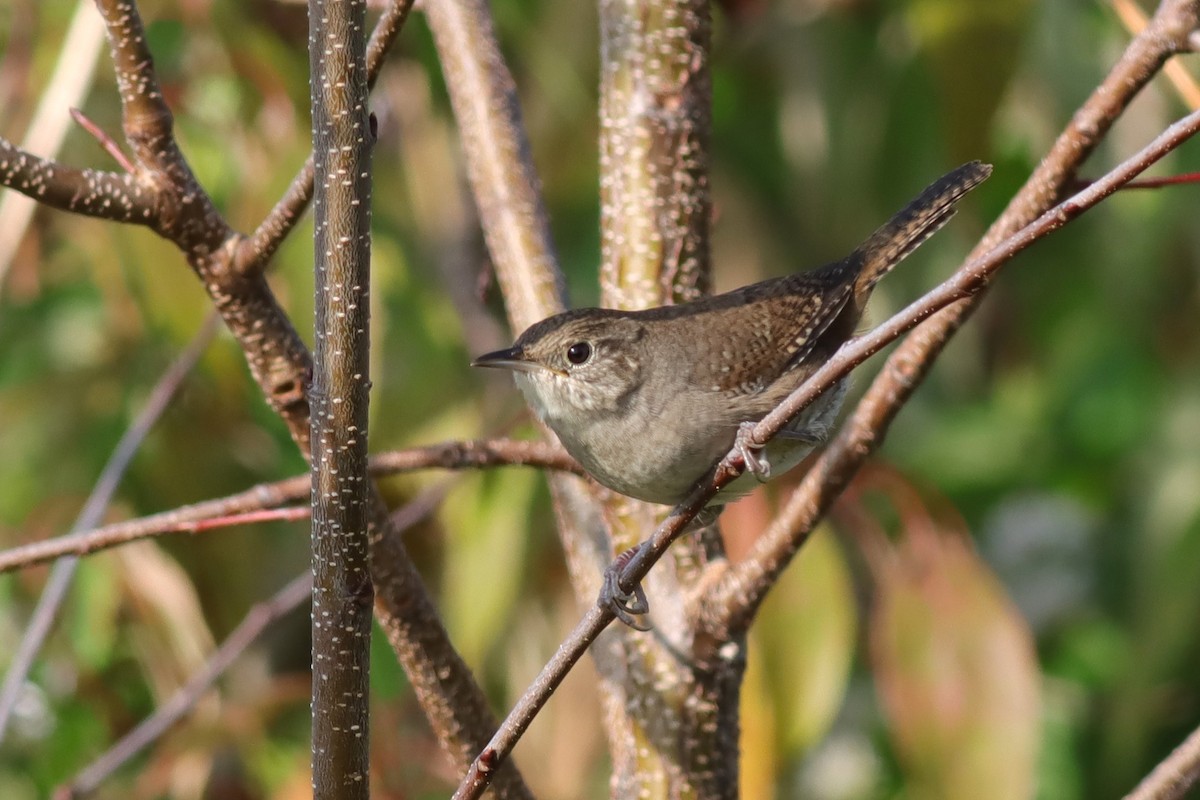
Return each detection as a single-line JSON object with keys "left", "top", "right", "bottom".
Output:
{"left": 1124, "top": 720, "right": 1200, "bottom": 800}
{"left": 422, "top": 0, "right": 618, "bottom": 663}
{"left": 707, "top": 0, "right": 1200, "bottom": 637}
{"left": 308, "top": 0, "right": 377, "bottom": 794}
{"left": 422, "top": 0, "right": 566, "bottom": 331}
{"left": 598, "top": 0, "right": 712, "bottom": 307}
{"left": 0, "top": 313, "right": 219, "bottom": 745}
{"left": 1113, "top": 0, "right": 1200, "bottom": 108}
{"left": 0, "top": 139, "right": 157, "bottom": 223}
{"left": 55, "top": 573, "right": 314, "bottom": 800}
{"left": 0, "top": 439, "right": 578, "bottom": 573}
{"left": 239, "top": 0, "right": 415, "bottom": 272}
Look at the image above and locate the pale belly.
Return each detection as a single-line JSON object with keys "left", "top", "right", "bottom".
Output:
{"left": 554, "top": 381, "right": 848, "bottom": 507}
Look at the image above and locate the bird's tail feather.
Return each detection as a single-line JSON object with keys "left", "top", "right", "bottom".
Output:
{"left": 852, "top": 161, "right": 992, "bottom": 300}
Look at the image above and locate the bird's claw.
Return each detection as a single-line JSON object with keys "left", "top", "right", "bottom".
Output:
{"left": 600, "top": 544, "right": 652, "bottom": 631}
{"left": 735, "top": 421, "right": 771, "bottom": 482}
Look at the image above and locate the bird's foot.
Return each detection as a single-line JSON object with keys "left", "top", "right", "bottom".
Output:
{"left": 600, "top": 542, "right": 652, "bottom": 631}
{"left": 735, "top": 421, "right": 771, "bottom": 482}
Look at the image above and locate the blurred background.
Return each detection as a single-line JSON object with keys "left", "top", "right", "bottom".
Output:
{"left": 1, "top": 0, "right": 1199, "bottom": 797}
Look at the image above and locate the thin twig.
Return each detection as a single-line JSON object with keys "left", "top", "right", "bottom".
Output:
{"left": 0, "top": 313, "right": 219, "bottom": 745}
{"left": 452, "top": 606, "right": 613, "bottom": 799}
{"left": 69, "top": 107, "right": 135, "bottom": 173}
{"left": 0, "top": 439, "right": 578, "bottom": 574}
{"left": 1124, "top": 721, "right": 1200, "bottom": 800}
{"left": 55, "top": 573, "right": 314, "bottom": 799}
{"left": 1110, "top": 170, "right": 1200, "bottom": 188}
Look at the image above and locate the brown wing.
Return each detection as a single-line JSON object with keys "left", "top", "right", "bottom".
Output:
{"left": 682, "top": 263, "right": 856, "bottom": 396}
{"left": 686, "top": 161, "right": 993, "bottom": 399}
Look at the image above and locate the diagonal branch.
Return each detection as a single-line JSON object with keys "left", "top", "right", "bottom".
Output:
{"left": 0, "top": 312, "right": 220, "bottom": 746}
{"left": 1124, "top": 719, "right": 1200, "bottom": 800}
{"left": 454, "top": 103, "right": 1200, "bottom": 798}
{"left": 422, "top": 0, "right": 567, "bottom": 331}
{"left": 55, "top": 573, "right": 314, "bottom": 800}
{"left": 705, "top": 0, "right": 1200, "bottom": 636}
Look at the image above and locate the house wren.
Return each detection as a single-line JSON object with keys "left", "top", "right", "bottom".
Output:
{"left": 474, "top": 162, "right": 991, "bottom": 510}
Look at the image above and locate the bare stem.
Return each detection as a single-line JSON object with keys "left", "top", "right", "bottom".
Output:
{"left": 307, "top": 0, "right": 377, "bottom": 795}
{"left": 1123, "top": 721, "right": 1200, "bottom": 800}
{"left": 0, "top": 313, "right": 219, "bottom": 745}
{"left": 55, "top": 573, "right": 314, "bottom": 800}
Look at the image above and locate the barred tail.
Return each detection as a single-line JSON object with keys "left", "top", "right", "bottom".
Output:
{"left": 852, "top": 161, "right": 992, "bottom": 300}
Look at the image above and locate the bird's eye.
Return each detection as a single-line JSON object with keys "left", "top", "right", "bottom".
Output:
{"left": 566, "top": 342, "right": 592, "bottom": 365}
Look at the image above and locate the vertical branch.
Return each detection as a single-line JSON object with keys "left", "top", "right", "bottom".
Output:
{"left": 423, "top": 0, "right": 567, "bottom": 331}
{"left": 308, "top": 0, "right": 374, "bottom": 797}
{"left": 594, "top": 2, "right": 734, "bottom": 797}
{"left": 599, "top": 0, "right": 712, "bottom": 309}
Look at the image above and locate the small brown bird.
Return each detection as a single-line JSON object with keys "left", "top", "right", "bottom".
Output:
{"left": 474, "top": 162, "right": 991, "bottom": 509}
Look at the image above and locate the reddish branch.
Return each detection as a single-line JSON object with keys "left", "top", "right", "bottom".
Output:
{"left": 0, "top": 439, "right": 579, "bottom": 573}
